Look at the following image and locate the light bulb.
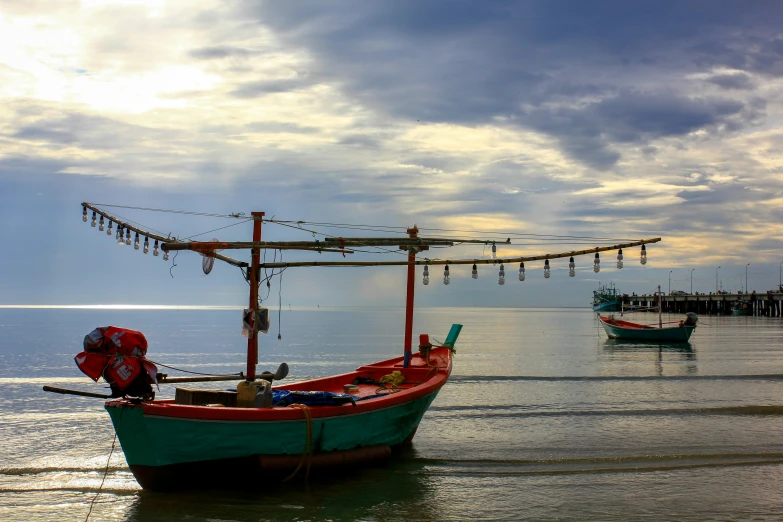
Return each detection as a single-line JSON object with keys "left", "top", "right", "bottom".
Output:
{"left": 116, "top": 227, "right": 125, "bottom": 244}
{"left": 593, "top": 253, "right": 600, "bottom": 273}
{"left": 134, "top": 233, "right": 140, "bottom": 250}
{"left": 472, "top": 264, "right": 478, "bottom": 279}
{"left": 443, "top": 264, "right": 450, "bottom": 285}
{"left": 107, "top": 221, "right": 113, "bottom": 236}
{"left": 518, "top": 262, "right": 526, "bottom": 281}
{"left": 616, "top": 249, "right": 623, "bottom": 269}
{"left": 91, "top": 211, "right": 97, "bottom": 227}
{"left": 491, "top": 242, "right": 497, "bottom": 259}
{"left": 82, "top": 207, "right": 88, "bottom": 222}
{"left": 143, "top": 237, "right": 149, "bottom": 254}
{"left": 640, "top": 244, "right": 647, "bottom": 265}
{"left": 569, "top": 256, "right": 575, "bottom": 277}
{"left": 498, "top": 263, "right": 505, "bottom": 285}
{"left": 153, "top": 240, "right": 160, "bottom": 256}
{"left": 163, "top": 250, "right": 170, "bottom": 261}
{"left": 423, "top": 264, "right": 430, "bottom": 285}
{"left": 98, "top": 216, "right": 105, "bottom": 231}
{"left": 125, "top": 228, "right": 132, "bottom": 245}
{"left": 544, "top": 259, "right": 550, "bottom": 279}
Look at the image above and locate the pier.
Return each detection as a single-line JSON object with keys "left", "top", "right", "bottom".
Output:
{"left": 626, "top": 291, "right": 783, "bottom": 317}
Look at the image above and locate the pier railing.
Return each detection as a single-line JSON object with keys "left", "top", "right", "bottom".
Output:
{"left": 624, "top": 292, "right": 783, "bottom": 316}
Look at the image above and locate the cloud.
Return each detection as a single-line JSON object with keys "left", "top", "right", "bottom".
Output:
{"left": 3, "top": 0, "right": 783, "bottom": 308}
{"left": 706, "top": 72, "right": 757, "bottom": 90}
{"left": 189, "top": 45, "right": 259, "bottom": 60}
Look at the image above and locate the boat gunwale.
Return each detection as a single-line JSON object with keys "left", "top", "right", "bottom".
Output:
{"left": 106, "top": 348, "right": 452, "bottom": 422}
{"left": 598, "top": 316, "right": 696, "bottom": 332}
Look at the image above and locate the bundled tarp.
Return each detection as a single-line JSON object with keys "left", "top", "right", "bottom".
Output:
{"left": 271, "top": 390, "right": 357, "bottom": 407}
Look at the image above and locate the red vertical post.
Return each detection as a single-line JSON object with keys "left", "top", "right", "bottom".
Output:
{"left": 403, "top": 226, "right": 418, "bottom": 366}
{"left": 246, "top": 212, "right": 265, "bottom": 381}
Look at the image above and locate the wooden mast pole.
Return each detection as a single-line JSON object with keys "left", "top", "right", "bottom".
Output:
{"left": 247, "top": 212, "right": 265, "bottom": 380}
{"left": 403, "top": 226, "right": 418, "bottom": 366}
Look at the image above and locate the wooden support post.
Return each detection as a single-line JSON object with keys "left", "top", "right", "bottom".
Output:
{"left": 247, "top": 212, "right": 265, "bottom": 381}
{"left": 403, "top": 226, "right": 418, "bottom": 367}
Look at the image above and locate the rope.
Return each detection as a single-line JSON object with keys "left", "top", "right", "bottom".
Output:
{"left": 146, "top": 360, "right": 243, "bottom": 378}
{"left": 282, "top": 404, "right": 313, "bottom": 482}
{"left": 84, "top": 408, "right": 123, "bottom": 522}
{"left": 84, "top": 203, "right": 244, "bottom": 219}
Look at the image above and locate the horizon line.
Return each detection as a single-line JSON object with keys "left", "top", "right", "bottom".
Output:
{"left": 0, "top": 304, "right": 593, "bottom": 310}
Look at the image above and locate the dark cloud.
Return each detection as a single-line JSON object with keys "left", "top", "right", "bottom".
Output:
{"left": 706, "top": 72, "right": 756, "bottom": 90}
{"left": 231, "top": 77, "right": 312, "bottom": 98}
{"left": 189, "top": 46, "right": 258, "bottom": 59}
{"left": 243, "top": 122, "right": 320, "bottom": 134}
{"left": 227, "top": 0, "right": 783, "bottom": 168}
{"left": 338, "top": 135, "right": 382, "bottom": 148}
{"left": 12, "top": 112, "right": 168, "bottom": 150}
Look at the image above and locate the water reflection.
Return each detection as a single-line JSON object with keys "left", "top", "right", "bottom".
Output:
{"left": 120, "top": 453, "right": 437, "bottom": 522}
{"left": 601, "top": 339, "right": 697, "bottom": 376}
{"left": 602, "top": 339, "right": 695, "bottom": 356}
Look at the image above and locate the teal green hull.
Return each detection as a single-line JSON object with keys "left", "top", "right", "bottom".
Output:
{"left": 107, "top": 392, "right": 439, "bottom": 468}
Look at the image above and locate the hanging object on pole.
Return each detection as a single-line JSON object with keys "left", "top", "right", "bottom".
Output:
{"left": 519, "top": 262, "right": 525, "bottom": 281}
{"left": 200, "top": 239, "right": 222, "bottom": 275}
{"left": 498, "top": 263, "right": 505, "bottom": 285}
{"left": 544, "top": 259, "right": 550, "bottom": 279}
{"left": 616, "top": 249, "right": 623, "bottom": 269}
{"left": 569, "top": 256, "right": 575, "bottom": 277}
{"left": 593, "top": 253, "right": 601, "bottom": 273}
{"left": 640, "top": 244, "right": 647, "bottom": 265}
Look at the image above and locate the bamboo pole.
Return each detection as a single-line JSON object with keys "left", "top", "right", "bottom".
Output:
{"left": 81, "top": 202, "right": 247, "bottom": 267}
{"left": 256, "top": 238, "right": 662, "bottom": 268}
{"left": 162, "top": 239, "right": 455, "bottom": 251}
{"left": 43, "top": 386, "right": 112, "bottom": 399}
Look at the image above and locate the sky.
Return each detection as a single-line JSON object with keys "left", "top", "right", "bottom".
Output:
{"left": 1, "top": 0, "right": 782, "bottom": 309}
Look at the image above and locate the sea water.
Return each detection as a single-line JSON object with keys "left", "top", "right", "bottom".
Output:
{"left": 1, "top": 307, "right": 782, "bottom": 521}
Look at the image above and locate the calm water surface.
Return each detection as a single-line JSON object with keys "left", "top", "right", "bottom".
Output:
{"left": 1, "top": 307, "right": 782, "bottom": 521}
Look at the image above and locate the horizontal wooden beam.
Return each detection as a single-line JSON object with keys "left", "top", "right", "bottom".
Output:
{"left": 257, "top": 238, "right": 661, "bottom": 268}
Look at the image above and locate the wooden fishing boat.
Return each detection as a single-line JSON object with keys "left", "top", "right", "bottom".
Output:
{"left": 598, "top": 286, "right": 697, "bottom": 343}
{"left": 46, "top": 203, "right": 661, "bottom": 491}
{"left": 598, "top": 316, "right": 696, "bottom": 342}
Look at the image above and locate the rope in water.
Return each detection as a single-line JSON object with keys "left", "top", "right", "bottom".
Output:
{"left": 84, "top": 408, "right": 123, "bottom": 522}
{"left": 282, "top": 404, "right": 313, "bottom": 482}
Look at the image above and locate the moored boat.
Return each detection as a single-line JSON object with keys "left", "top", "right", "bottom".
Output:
{"left": 598, "top": 315, "right": 697, "bottom": 342}
{"left": 598, "top": 286, "right": 697, "bottom": 342}
{"left": 46, "top": 202, "right": 661, "bottom": 490}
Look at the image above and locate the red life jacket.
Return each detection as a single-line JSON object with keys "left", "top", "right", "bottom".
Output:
{"left": 75, "top": 326, "right": 156, "bottom": 393}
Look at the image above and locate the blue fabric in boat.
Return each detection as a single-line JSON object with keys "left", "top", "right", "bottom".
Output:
{"left": 271, "top": 390, "right": 358, "bottom": 407}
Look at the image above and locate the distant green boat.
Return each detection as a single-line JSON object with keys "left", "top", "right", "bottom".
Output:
{"left": 592, "top": 283, "right": 621, "bottom": 312}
